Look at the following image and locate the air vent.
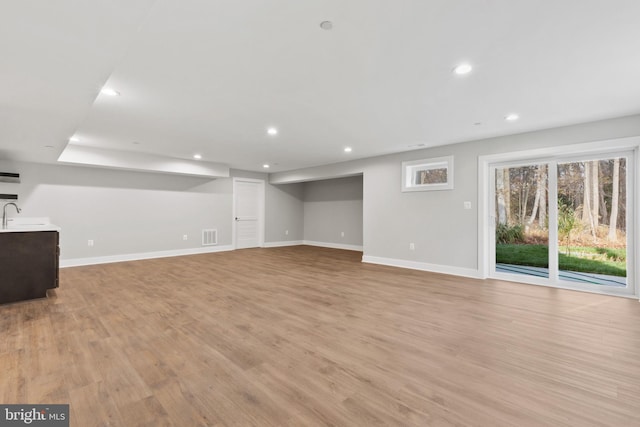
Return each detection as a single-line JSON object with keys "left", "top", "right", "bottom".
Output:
{"left": 202, "top": 229, "right": 217, "bottom": 246}
{"left": 0, "top": 173, "right": 20, "bottom": 183}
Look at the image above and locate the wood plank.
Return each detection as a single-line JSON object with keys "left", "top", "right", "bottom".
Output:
{"left": 2, "top": 245, "right": 639, "bottom": 426}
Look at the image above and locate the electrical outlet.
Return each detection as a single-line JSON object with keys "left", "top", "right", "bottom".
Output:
{"left": 409, "top": 242, "right": 415, "bottom": 250}
{"left": 341, "top": 231, "right": 345, "bottom": 237}
{"left": 88, "top": 240, "right": 94, "bottom": 247}
{"left": 183, "top": 235, "right": 188, "bottom": 241}
{"left": 285, "top": 229, "right": 289, "bottom": 235}
{"left": 464, "top": 201, "right": 472, "bottom": 210}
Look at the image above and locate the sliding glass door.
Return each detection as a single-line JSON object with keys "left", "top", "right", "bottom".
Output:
{"left": 489, "top": 151, "right": 633, "bottom": 295}
{"left": 492, "top": 163, "right": 550, "bottom": 280}
{"left": 556, "top": 156, "right": 628, "bottom": 289}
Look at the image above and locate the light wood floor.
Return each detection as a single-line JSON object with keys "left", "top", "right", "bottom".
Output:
{"left": 2, "top": 246, "right": 640, "bottom": 426}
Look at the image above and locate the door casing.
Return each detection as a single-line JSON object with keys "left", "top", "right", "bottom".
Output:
{"left": 232, "top": 178, "right": 265, "bottom": 249}
{"left": 478, "top": 137, "right": 639, "bottom": 299}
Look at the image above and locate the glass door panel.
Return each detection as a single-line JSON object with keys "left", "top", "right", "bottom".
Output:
{"left": 494, "top": 164, "right": 549, "bottom": 279}
{"left": 557, "top": 158, "right": 628, "bottom": 289}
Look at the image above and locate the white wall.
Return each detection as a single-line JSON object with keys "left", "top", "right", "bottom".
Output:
{"left": 265, "top": 182, "right": 304, "bottom": 244}
{"left": 265, "top": 177, "right": 364, "bottom": 248}
{"left": 0, "top": 158, "right": 349, "bottom": 263}
{"left": 271, "top": 114, "right": 640, "bottom": 273}
{"left": 303, "top": 176, "right": 363, "bottom": 247}
{"left": 3, "top": 114, "right": 639, "bottom": 271}
{"left": 0, "top": 161, "right": 277, "bottom": 262}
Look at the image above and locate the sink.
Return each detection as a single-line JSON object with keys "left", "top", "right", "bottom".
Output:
{"left": 7, "top": 224, "right": 49, "bottom": 229}
{"left": 6, "top": 217, "right": 50, "bottom": 227}
{"left": 1, "top": 217, "right": 60, "bottom": 233}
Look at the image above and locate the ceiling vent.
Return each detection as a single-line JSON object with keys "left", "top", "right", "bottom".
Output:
{"left": 0, "top": 172, "right": 20, "bottom": 183}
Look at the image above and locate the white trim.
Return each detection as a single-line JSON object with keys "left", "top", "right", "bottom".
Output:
{"left": 490, "top": 271, "right": 638, "bottom": 299}
{"left": 401, "top": 155, "right": 454, "bottom": 192}
{"left": 362, "top": 255, "right": 481, "bottom": 279}
{"left": 548, "top": 162, "right": 559, "bottom": 280}
{"left": 478, "top": 153, "right": 489, "bottom": 279}
{"left": 631, "top": 146, "right": 639, "bottom": 302}
{"left": 485, "top": 161, "right": 495, "bottom": 278}
{"left": 60, "top": 245, "right": 234, "bottom": 268}
{"left": 232, "top": 177, "right": 265, "bottom": 249}
{"left": 263, "top": 240, "right": 304, "bottom": 248}
{"left": 478, "top": 136, "right": 640, "bottom": 299}
{"left": 303, "top": 240, "right": 363, "bottom": 251}
{"left": 478, "top": 136, "right": 640, "bottom": 164}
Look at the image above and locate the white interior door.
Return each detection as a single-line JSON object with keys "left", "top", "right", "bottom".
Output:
{"left": 233, "top": 178, "right": 264, "bottom": 249}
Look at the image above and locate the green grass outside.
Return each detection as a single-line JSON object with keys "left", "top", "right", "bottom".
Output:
{"left": 496, "top": 244, "right": 627, "bottom": 277}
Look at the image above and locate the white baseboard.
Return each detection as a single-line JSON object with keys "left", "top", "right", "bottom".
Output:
{"left": 60, "top": 244, "right": 477, "bottom": 283}
{"left": 362, "top": 255, "right": 481, "bottom": 279}
{"left": 303, "top": 240, "right": 363, "bottom": 252}
{"left": 263, "top": 240, "right": 304, "bottom": 248}
{"left": 60, "top": 245, "right": 234, "bottom": 268}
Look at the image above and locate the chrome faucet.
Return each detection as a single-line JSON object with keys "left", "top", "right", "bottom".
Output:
{"left": 2, "top": 202, "right": 21, "bottom": 229}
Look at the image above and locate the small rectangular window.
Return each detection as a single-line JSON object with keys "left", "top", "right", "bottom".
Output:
{"left": 402, "top": 156, "right": 454, "bottom": 192}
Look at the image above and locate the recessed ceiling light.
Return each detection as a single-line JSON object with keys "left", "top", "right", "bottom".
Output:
{"left": 505, "top": 113, "right": 520, "bottom": 121}
{"left": 263, "top": 164, "right": 270, "bottom": 169}
{"left": 453, "top": 63, "right": 473, "bottom": 75}
{"left": 193, "top": 154, "right": 202, "bottom": 160}
{"left": 344, "top": 147, "right": 352, "bottom": 153}
{"left": 69, "top": 136, "right": 79, "bottom": 142}
{"left": 100, "top": 88, "right": 120, "bottom": 96}
{"left": 267, "top": 127, "right": 278, "bottom": 136}
{"left": 320, "top": 21, "right": 333, "bottom": 30}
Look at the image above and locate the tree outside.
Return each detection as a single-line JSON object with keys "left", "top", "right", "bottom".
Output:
{"left": 495, "top": 158, "right": 627, "bottom": 278}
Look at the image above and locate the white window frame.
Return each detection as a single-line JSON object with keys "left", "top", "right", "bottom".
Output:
{"left": 402, "top": 155, "right": 454, "bottom": 192}
{"left": 478, "top": 137, "right": 640, "bottom": 299}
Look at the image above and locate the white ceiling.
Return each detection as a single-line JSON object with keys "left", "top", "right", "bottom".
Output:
{"left": 2, "top": 0, "right": 640, "bottom": 175}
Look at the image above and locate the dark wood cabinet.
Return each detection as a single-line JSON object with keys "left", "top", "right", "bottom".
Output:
{"left": 0, "top": 231, "right": 60, "bottom": 304}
